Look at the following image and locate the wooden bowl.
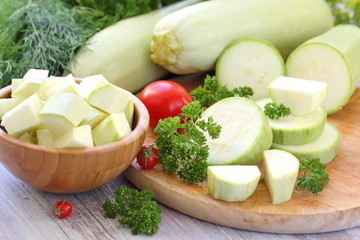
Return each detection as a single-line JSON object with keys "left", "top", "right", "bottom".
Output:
{"left": 0, "top": 85, "right": 149, "bottom": 194}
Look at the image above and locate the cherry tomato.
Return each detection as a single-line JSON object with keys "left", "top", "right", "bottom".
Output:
{"left": 53, "top": 200, "right": 72, "bottom": 218}
{"left": 139, "top": 80, "right": 192, "bottom": 129}
{"left": 137, "top": 145, "right": 159, "bottom": 169}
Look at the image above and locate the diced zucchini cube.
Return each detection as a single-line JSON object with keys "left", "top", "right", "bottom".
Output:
{"left": 0, "top": 98, "right": 24, "bottom": 120}
{"left": 92, "top": 112, "right": 131, "bottom": 146}
{"left": 80, "top": 106, "right": 108, "bottom": 129}
{"left": 78, "top": 74, "right": 108, "bottom": 99}
{"left": 268, "top": 76, "right": 327, "bottom": 116}
{"left": 36, "top": 129, "right": 54, "bottom": 147}
{"left": 207, "top": 165, "right": 261, "bottom": 202}
{"left": 1, "top": 93, "right": 43, "bottom": 137}
{"left": 87, "top": 83, "right": 131, "bottom": 113}
{"left": 54, "top": 124, "right": 94, "bottom": 148}
{"left": 39, "top": 93, "right": 91, "bottom": 136}
{"left": 263, "top": 149, "right": 299, "bottom": 204}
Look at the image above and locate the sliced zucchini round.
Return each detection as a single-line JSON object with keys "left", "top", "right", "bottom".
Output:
{"left": 286, "top": 25, "right": 360, "bottom": 114}
{"left": 201, "top": 97, "right": 272, "bottom": 165}
{"left": 271, "top": 122, "right": 341, "bottom": 164}
{"left": 256, "top": 98, "right": 327, "bottom": 145}
{"left": 216, "top": 38, "right": 285, "bottom": 100}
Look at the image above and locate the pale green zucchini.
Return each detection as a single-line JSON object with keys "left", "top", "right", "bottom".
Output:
{"left": 271, "top": 122, "right": 341, "bottom": 164}
{"left": 150, "top": 0, "right": 334, "bottom": 74}
{"left": 286, "top": 24, "right": 360, "bottom": 114}
{"left": 207, "top": 165, "right": 260, "bottom": 202}
{"left": 201, "top": 97, "right": 272, "bottom": 165}
{"left": 69, "top": 0, "right": 201, "bottom": 93}
{"left": 267, "top": 76, "right": 327, "bottom": 116}
{"left": 216, "top": 38, "right": 285, "bottom": 100}
{"left": 256, "top": 98, "right": 327, "bottom": 146}
{"left": 263, "top": 149, "right": 299, "bottom": 204}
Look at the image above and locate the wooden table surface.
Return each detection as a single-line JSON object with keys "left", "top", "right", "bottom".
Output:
{"left": 1, "top": 163, "right": 360, "bottom": 240}
{"left": 1, "top": 75, "right": 360, "bottom": 240}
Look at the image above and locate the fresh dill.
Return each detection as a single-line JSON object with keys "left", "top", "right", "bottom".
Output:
{"left": 0, "top": 0, "right": 95, "bottom": 87}
{"left": 0, "top": 0, "right": 185, "bottom": 87}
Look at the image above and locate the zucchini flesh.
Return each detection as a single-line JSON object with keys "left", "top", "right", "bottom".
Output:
{"left": 256, "top": 98, "right": 327, "bottom": 146}
{"left": 268, "top": 76, "right": 327, "bottom": 116}
{"left": 201, "top": 97, "right": 272, "bottom": 165}
{"left": 151, "top": 0, "right": 334, "bottom": 74}
{"left": 1, "top": 94, "right": 43, "bottom": 138}
{"left": 207, "top": 165, "right": 260, "bottom": 202}
{"left": 286, "top": 24, "right": 360, "bottom": 114}
{"left": 69, "top": 0, "right": 201, "bottom": 93}
{"left": 263, "top": 149, "right": 299, "bottom": 204}
{"left": 216, "top": 38, "right": 285, "bottom": 100}
{"left": 271, "top": 122, "right": 341, "bottom": 164}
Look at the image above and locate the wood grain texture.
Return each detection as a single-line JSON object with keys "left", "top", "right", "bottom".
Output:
{"left": 0, "top": 85, "right": 149, "bottom": 194}
{"left": 1, "top": 74, "right": 359, "bottom": 239}
{"left": 3, "top": 163, "right": 360, "bottom": 240}
{"left": 125, "top": 74, "right": 360, "bottom": 234}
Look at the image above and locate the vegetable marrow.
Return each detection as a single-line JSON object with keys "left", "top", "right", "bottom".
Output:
{"left": 271, "top": 122, "right": 341, "bottom": 164}
{"left": 257, "top": 98, "right": 327, "bottom": 146}
{"left": 201, "top": 97, "right": 272, "bottom": 165}
{"left": 207, "top": 165, "right": 261, "bottom": 202}
{"left": 268, "top": 76, "right": 327, "bottom": 116}
{"left": 216, "top": 38, "right": 285, "bottom": 100}
{"left": 69, "top": 0, "right": 201, "bottom": 93}
{"left": 263, "top": 149, "right": 299, "bottom": 204}
{"left": 150, "top": 0, "right": 334, "bottom": 74}
{"left": 286, "top": 24, "right": 360, "bottom": 114}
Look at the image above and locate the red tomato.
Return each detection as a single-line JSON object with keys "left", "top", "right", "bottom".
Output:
{"left": 53, "top": 200, "right": 72, "bottom": 218}
{"left": 137, "top": 145, "right": 159, "bottom": 169}
{"left": 139, "top": 80, "right": 192, "bottom": 129}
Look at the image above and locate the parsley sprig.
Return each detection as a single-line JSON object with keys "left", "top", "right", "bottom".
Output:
{"left": 154, "top": 101, "right": 221, "bottom": 184}
{"left": 102, "top": 186, "right": 161, "bottom": 236}
{"left": 264, "top": 102, "right": 291, "bottom": 120}
{"left": 296, "top": 158, "right": 330, "bottom": 194}
{"left": 190, "top": 75, "right": 253, "bottom": 108}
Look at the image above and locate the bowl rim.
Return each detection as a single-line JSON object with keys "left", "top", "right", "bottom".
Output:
{"left": 0, "top": 84, "right": 149, "bottom": 154}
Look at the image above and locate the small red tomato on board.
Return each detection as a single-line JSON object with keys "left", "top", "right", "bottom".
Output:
{"left": 54, "top": 200, "right": 72, "bottom": 218}
{"left": 137, "top": 145, "right": 159, "bottom": 169}
{"left": 139, "top": 80, "right": 192, "bottom": 129}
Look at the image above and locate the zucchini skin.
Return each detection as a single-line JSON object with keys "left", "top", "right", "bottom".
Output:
{"left": 150, "top": 0, "right": 334, "bottom": 74}
{"left": 69, "top": 0, "right": 202, "bottom": 93}
{"left": 202, "top": 97, "right": 273, "bottom": 166}
{"left": 286, "top": 24, "right": 360, "bottom": 114}
{"left": 271, "top": 122, "right": 341, "bottom": 164}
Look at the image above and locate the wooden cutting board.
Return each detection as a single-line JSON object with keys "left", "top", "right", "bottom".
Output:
{"left": 124, "top": 73, "right": 360, "bottom": 234}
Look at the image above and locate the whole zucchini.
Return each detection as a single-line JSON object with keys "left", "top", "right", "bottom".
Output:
{"left": 69, "top": 0, "right": 201, "bottom": 93}
{"left": 150, "top": 0, "right": 334, "bottom": 74}
{"left": 286, "top": 24, "right": 360, "bottom": 114}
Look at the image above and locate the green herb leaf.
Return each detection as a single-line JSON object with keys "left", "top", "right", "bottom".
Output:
{"left": 0, "top": 0, "right": 186, "bottom": 88}
{"left": 102, "top": 186, "right": 161, "bottom": 236}
{"left": 154, "top": 101, "right": 221, "bottom": 184}
{"left": 325, "top": 0, "right": 360, "bottom": 26}
{"left": 0, "top": 0, "right": 95, "bottom": 87}
{"left": 65, "top": 0, "right": 185, "bottom": 29}
{"left": 190, "top": 75, "right": 253, "bottom": 108}
{"left": 296, "top": 158, "right": 330, "bottom": 194}
{"left": 264, "top": 102, "right": 291, "bottom": 120}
